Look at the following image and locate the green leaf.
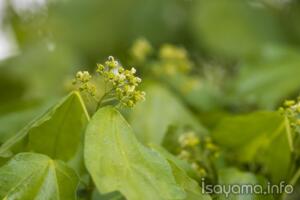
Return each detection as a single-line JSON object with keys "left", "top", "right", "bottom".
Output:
{"left": 191, "top": 0, "right": 283, "bottom": 59}
{"left": 84, "top": 106, "right": 186, "bottom": 200}
{"left": 216, "top": 168, "right": 274, "bottom": 200}
{"left": 212, "top": 111, "right": 291, "bottom": 183}
{"left": 0, "top": 92, "right": 89, "bottom": 172}
{"left": 151, "top": 145, "right": 212, "bottom": 200}
{"left": 232, "top": 46, "right": 300, "bottom": 109}
{"left": 158, "top": 73, "right": 223, "bottom": 112}
{"left": 92, "top": 191, "right": 125, "bottom": 200}
{"left": 0, "top": 44, "right": 80, "bottom": 99}
{"left": 129, "top": 83, "right": 207, "bottom": 145}
{"left": 0, "top": 153, "right": 79, "bottom": 200}
{"left": 0, "top": 100, "right": 53, "bottom": 145}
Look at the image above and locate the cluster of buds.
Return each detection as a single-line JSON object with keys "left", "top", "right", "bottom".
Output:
{"left": 178, "top": 131, "right": 200, "bottom": 148}
{"left": 177, "top": 131, "right": 219, "bottom": 178}
{"left": 129, "top": 39, "right": 195, "bottom": 77}
{"left": 72, "top": 56, "right": 145, "bottom": 109}
{"left": 279, "top": 99, "right": 300, "bottom": 133}
{"left": 177, "top": 131, "right": 200, "bottom": 162}
{"left": 96, "top": 56, "right": 146, "bottom": 107}
{"left": 157, "top": 44, "right": 193, "bottom": 75}
{"left": 130, "top": 38, "right": 153, "bottom": 63}
{"left": 73, "top": 71, "right": 96, "bottom": 96}
{"left": 204, "top": 137, "right": 219, "bottom": 157}
{"left": 191, "top": 162, "right": 207, "bottom": 177}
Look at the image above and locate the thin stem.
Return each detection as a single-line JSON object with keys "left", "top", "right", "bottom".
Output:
{"left": 284, "top": 116, "right": 294, "bottom": 152}
{"left": 86, "top": 177, "right": 95, "bottom": 200}
{"left": 281, "top": 168, "right": 300, "bottom": 200}
{"left": 289, "top": 167, "right": 300, "bottom": 186}
{"left": 96, "top": 93, "right": 107, "bottom": 111}
{"left": 95, "top": 87, "right": 116, "bottom": 111}
{"left": 91, "top": 95, "right": 100, "bottom": 104}
{"left": 101, "top": 97, "right": 117, "bottom": 104}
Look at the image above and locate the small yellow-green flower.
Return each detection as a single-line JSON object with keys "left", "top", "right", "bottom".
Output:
{"left": 178, "top": 131, "right": 200, "bottom": 148}
{"left": 178, "top": 150, "right": 191, "bottom": 160}
{"left": 73, "top": 71, "right": 96, "bottom": 96}
{"left": 280, "top": 98, "right": 300, "bottom": 133}
{"left": 284, "top": 100, "right": 296, "bottom": 107}
{"left": 130, "top": 38, "right": 153, "bottom": 62}
{"left": 191, "top": 162, "right": 207, "bottom": 177}
{"left": 158, "top": 44, "right": 193, "bottom": 75}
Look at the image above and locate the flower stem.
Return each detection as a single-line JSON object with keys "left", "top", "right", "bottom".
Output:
{"left": 95, "top": 88, "right": 115, "bottom": 111}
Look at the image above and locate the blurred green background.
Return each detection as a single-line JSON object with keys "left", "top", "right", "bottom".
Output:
{"left": 1, "top": 0, "right": 300, "bottom": 143}
{"left": 2, "top": 1, "right": 300, "bottom": 199}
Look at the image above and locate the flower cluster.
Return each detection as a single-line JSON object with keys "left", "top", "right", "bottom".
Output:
{"left": 73, "top": 71, "right": 96, "bottom": 96}
{"left": 72, "top": 56, "right": 145, "bottom": 109}
{"left": 280, "top": 99, "right": 300, "bottom": 133}
{"left": 178, "top": 131, "right": 200, "bottom": 148}
{"left": 177, "top": 131, "right": 219, "bottom": 178}
{"left": 129, "top": 38, "right": 196, "bottom": 77}
{"left": 157, "top": 44, "right": 193, "bottom": 75}
{"left": 130, "top": 38, "right": 153, "bottom": 63}
{"left": 204, "top": 138, "right": 219, "bottom": 155}
{"left": 177, "top": 131, "right": 201, "bottom": 162}
{"left": 96, "top": 56, "right": 146, "bottom": 107}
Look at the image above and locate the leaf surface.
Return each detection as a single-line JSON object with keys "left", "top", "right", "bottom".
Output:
{"left": 130, "top": 83, "right": 207, "bottom": 145}
{"left": 216, "top": 168, "right": 274, "bottom": 200}
{"left": 0, "top": 153, "right": 79, "bottom": 200}
{"left": 232, "top": 46, "right": 300, "bottom": 109}
{"left": 213, "top": 111, "right": 291, "bottom": 183}
{"left": 0, "top": 92, "right": 89, "bottom": 172}
{"left": 85, "top": 106, "right": 185, "bottom": 200}
{"left": 151, "top": 145, "right": 212, "bottom": 200}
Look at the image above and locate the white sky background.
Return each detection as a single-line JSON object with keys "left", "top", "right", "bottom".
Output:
{"left": 0, "top": 0, "right": 16, "bottom": 61}
{"left": 0, "top": 0, "right": 47, "bottom": 61}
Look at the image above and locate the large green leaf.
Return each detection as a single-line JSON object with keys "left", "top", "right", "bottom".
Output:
{"left": 0, "top": 153, "right": 79, "bottom": 200}
{"left": 213, "top": 111, "right": 291, "bottom": 183}
{"left": 0, "top": 44, "right": 80, "bottom": 99}
{"left": 129, "top": 83, "right": 207, "bottom": 145}
{"left": 0, "top": 99, "right": 56, "bottom": 146}
{"left": 0, "top": 92, "right": 89, "bottom": 171}
{"left": 216, "top": 168, "right": 274, "bottom": 200}
{"left": 84, "top": 106, "right": 186, "bottom": 200}
{"left": 191, "top": 0, "right": 283, "bottom": 59}
{"left": 92, "top": 191, "right": 125, "bottom": 200}
{"left": 151, "top": 145, "right": 212, "bottom": 200}
{"left": 232, "top": 46, "right": 300, "bottom": 109}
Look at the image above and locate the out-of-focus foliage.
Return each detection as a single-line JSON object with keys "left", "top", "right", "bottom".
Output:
{"left": 216, "top": 168, "right": 273, "bottom": 200}
{"left": 130, "top": 82, "right": 207, "bottom": 145}
{"left": 190, "top": 0, "right": 284, "bottom": 59}
{"left": 0, "top": 153, "right": 79, "bottom": 200}
{"left": 231, "top": 46, "right": 300, "bottom": 109}
{"left": 1, "top": 0, "right": 300, "bottom": 199}
{"left": 0, "top": 92, "right": 89, "bottom": 174}
{"left": 213, "top": 111, "right": 291, "bottom": 183}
